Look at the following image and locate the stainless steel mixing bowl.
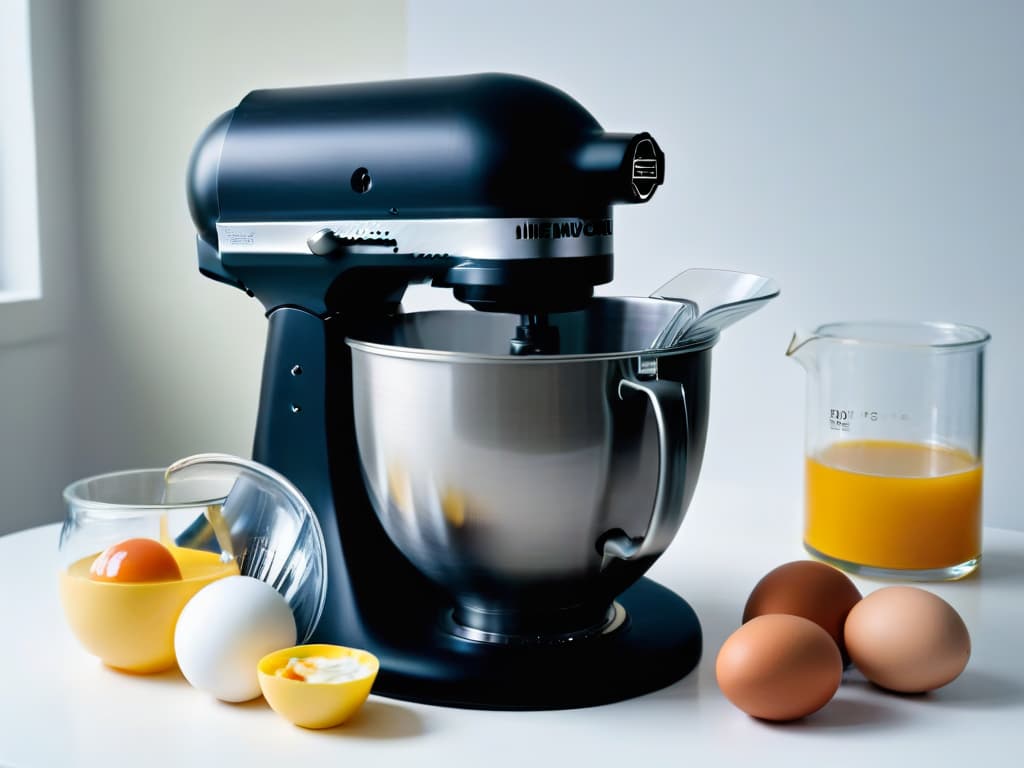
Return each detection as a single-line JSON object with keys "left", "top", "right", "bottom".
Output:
{"left": 347, "top": 298, "right": 715, "bottom": 641}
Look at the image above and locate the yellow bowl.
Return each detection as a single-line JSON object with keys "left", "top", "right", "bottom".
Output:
{"left": 258, "top": 644, "right": 379, "bottom": 729}
{"left": 59, "top": 547, "right": 238, "bottom": 673}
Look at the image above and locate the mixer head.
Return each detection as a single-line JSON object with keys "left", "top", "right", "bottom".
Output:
{"left": 187, "top": 73, "right": 664, "bottom": 318}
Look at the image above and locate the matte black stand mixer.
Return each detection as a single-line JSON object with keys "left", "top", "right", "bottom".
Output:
{"left": 187, "top": 73, "right": 766, "bottom": 709}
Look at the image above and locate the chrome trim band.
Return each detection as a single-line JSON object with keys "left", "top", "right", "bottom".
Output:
{"left": 216, "top": 216, "right": 613, "bottom": 261}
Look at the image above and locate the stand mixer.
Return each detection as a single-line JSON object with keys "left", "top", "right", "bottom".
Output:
{"left": 187, "top": 73, "right": 761, "bottom": 709}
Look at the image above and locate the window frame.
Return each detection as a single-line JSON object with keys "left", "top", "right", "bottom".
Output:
{"left": 0, "top": 0, "right": 52, "bottom": 346}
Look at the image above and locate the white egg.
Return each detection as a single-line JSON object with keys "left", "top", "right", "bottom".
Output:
{"left": 175, "top": 575, "right": 297, "bottom": 702}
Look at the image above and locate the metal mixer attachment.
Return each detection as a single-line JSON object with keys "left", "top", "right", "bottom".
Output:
{"left": 510, "top": 313, "right": 562, "bottom": 355}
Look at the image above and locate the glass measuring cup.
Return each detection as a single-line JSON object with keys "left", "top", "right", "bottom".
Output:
{"left": 787, "top": 322, "right": 990, "bottom": 580}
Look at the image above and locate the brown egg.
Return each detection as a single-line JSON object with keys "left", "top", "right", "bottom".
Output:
{"left": 844, "top": 586, "right": 970, "bottom": 693}
{"left": 716, "top": 614, "right": 843, "bottom": 721}
{"left": 743, "top": 560, "right": 862, "bottom": 659}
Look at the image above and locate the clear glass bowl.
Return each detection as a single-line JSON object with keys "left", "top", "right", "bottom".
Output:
{"left": 59, "top": 454, "right": 327, "bottom": 672}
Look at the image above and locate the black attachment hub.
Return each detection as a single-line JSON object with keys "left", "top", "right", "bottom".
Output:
{"left": 510, "top": 314, "right": 562, "bottom": 355}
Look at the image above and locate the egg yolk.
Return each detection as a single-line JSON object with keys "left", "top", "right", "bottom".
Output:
{"left": 88, "top": 538, "right": 183, "bottom": 583}
{"left": 275, "top": 656, "right": 374, "bottom": 684}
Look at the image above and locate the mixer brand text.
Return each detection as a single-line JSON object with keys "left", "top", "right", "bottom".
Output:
{"left": 515, "top": 219, "right": 612, "bottom": 240}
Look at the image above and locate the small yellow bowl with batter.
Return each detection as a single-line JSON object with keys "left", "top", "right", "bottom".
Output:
{"left": 257, "top": 644, "right": 379, "bottom": 729}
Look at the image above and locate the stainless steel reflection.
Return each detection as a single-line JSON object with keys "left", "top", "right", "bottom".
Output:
{"left": 347, "top": 298, "right": 714, "bottom": 639}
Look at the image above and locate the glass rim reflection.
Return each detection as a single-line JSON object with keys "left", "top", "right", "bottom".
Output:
{"left": 812, "top": 321, "right": 990, "bottom": 350}
{"left": 62, "top": 467, "right": 227, "bottom": 513}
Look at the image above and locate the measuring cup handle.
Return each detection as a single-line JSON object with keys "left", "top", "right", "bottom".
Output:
{"left": 601, "top": 376, "right": 689, "bottom": 562}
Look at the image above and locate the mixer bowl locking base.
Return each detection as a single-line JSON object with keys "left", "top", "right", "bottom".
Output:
{"left": 444, "top": 601, "right": 627, "bottom": 645}
{"left": 367, "top": 577, "right": 702, "bottom": 710}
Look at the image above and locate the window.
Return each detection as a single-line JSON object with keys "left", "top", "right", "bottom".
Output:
{"left": 0, "top": 0, "right": 41, "bottom": 304}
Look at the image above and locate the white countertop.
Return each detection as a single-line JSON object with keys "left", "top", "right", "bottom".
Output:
{"left": 2, "top": 485, "right": 1022, "bottom": 768}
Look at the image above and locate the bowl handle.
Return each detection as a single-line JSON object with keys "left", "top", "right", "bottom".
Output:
{"left": 600, "top": 377, "right": 689, "bottom": 562}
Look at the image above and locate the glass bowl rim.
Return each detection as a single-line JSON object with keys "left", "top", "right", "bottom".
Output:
{"left": 62, "top": 467, "right": 228, "bottom": 513}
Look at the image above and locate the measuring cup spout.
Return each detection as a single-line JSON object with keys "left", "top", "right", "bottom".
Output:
{"left": 786, "top": 330, "right": 820, "bottom": 368}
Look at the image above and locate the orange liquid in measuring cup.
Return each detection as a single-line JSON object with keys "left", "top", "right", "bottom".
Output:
{"left": 805, "top": 440, "right": 982, "bottom": 572}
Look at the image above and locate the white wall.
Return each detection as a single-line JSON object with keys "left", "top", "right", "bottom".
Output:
{"left": 0, "top": 0, "right": 406, "bottom": 536}
{"left": 69, "top": 0, "right": 406, "bottom": 480}
{"left": 407, "top": 0, "right": 1023, "bottom": 531}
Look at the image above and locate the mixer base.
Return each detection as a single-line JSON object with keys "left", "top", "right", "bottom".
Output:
{"left": 368, "top": 577, "right": 702, "bottom": 710}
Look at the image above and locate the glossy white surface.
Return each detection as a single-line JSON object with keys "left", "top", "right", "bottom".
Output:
{"left": 2, "top": 490, "right": 1022, "bottom": 767}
